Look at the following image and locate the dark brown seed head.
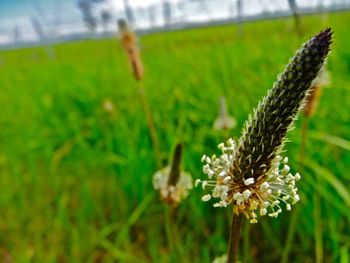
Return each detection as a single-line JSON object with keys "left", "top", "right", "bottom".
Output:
{"left": 168, "top": 143, "right": 183, "bottom": 186}
{"left": 231, "top": 28, "right": 333, "bottom": 181}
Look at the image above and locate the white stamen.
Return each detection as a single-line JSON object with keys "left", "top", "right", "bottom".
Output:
{"left": 260, "top": 208, "right": 267, "bottom": 216}
{"left": 282, "top": 165, "right": 290, "bottom": 175}
{"left": 223, "top": 176, "right": 232, "bottom": 183}
{"left": 250, "top": 218, "right": 258, "bottom": 223}
{"left": 244, "top": 178, "right": 255, "bottom": 186}
{"left": 260, "top": 182, "right": 270, "bottom": 191}
{"left": 219, "top": 170, "right": 227, "bottom": 177}
{"left": 202, "top": 181, "right": 208, "bottom": 190}
{"left": 201, "top": 194, "right": 212, "bottom": 202}
{"left": 220, "top": 191, "right": 228, "bottom": 201}
{"left": 242, "top": 189, "right": 252, "bottom": 200}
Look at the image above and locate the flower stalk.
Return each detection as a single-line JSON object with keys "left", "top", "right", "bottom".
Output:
{"left": 153, "top": 143, "right": 191, "bottom": 260}
{"left": 300, "top": 68, "right": 330, "bottom": 168}
{"left": 138, "top": 85, "right": 162, "bottom": 168}
{"left": 118, "top": 19, "right": 162, "bottom": 168}
{"left": 227, "top": 213, "right": 243, "bottom": 263}
{"left": 196, "top": 28, "right": 332, "bottom": 263}
{"left": 118, "top": 19, "right": 144, "bottom": 81}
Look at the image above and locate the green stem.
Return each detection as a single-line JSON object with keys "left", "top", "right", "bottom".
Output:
{"left": 164, "top": 205, "right": 180, "bottom": 261}
{"left": 314, "top": 184, "right": 323, "bottom": 263}
{"left": 281, "top": 115, "right": 309, "bottom": 262}
{"left": 243, "top": 221, "right": 251, "bottom": 263}
{"left": 138, "top": 82, "right": 162, "bottom": 168}
{"left": 227, "top": 213, "right": 243, "bottom": 263}
{"left": 281, "top": 207, "right": 299, "bottom": 263}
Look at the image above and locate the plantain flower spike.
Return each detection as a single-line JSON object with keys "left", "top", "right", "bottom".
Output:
{"left": 196, "top": 29, "right": 332, "bottom": 223}
{"left": 303, "top": 68, "right": 330, "bottom": 117}
{"left": 214, "top": 96, "right": 237, "bottom": 131}
{"left": 153, "top": 143, "right": 193, "bottom": 205}
{"left": 118, "top": 19, "right": 144, "bottom": 81}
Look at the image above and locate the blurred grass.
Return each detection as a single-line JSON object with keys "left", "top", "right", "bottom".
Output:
{"left": 0, "top": 11, "right": 349, "bottom": 263}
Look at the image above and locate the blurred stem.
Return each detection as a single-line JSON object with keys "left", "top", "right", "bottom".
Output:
{"left": 243, "top": 221, "right": 251, "bottom": 263}
{"left": 299, "top": 117, "right": 309, "bottom": 170}
{"left": 138, "top": 81, "right": 162, "bottom": 168}
{"left": 227, "top": 213, "right": 243, "bottom": 263}
{"left": 314, "top": 180, "right": 323, "bottom": 263}
{"left": 292, "top": 12, "right": 302, "bottom": 37}
{"left": 281, "top": 206, "right": 299, "bottom": 263}
{"left": 260, "top": 220, "right": 282, "bottom": 250}
{"left": 164, "top": 205, "right": 180, "bottom": 260}
{"left": 236, "top": 0, "right": 244, "bottom": 37}
{"left": 281, "top": 115, "right": 309, "bottom": 262}
{"left": 288, "top": 0, "right": 302, "bottom": 36}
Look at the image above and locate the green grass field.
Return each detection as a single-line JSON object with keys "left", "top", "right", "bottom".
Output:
{"left": 0, "top": 11, "right": 349, "bottom": 263}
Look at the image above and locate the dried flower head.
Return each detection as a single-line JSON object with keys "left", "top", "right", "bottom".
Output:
{"left": 153, "top": 144, "right": 193, "bottom": 205}
{"left": 303, "top": 68, "right": 330, "bottom": 117}
{"left": 197, "top": 29, "right": 332, "bottom": 223}
{"left": 153, "top": 167, "right": 193, "bottom": 205}
{"left": 213, "top": 96, "right": 237, "bottom": 131}
{"left": 118, "top": 19, "right": 144, "bottom": 81}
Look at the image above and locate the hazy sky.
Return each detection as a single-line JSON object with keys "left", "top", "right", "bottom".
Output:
{"left": 0, "top": 0, "right": 171, "bottom": 18}
{"left": 0, "top": 0, "right": 339, "bottom": 23}
{"left": 0, "top": 0, "right": 178, "bottom": 29}
{"left": 0, "top": 0, "right": 340, "bottom": 44}
{"left": 0, "top": 0, "right": 189, "bottom": 44}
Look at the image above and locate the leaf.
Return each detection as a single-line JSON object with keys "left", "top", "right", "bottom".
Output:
{"left": 341, "top": 245, "right": 350, "bottom": 263}
{"left": 305, "top": 160, "right": 350, "bottom": 208}
{"left": 116, "top": 192, "right": 155, "bottom": 243}
{"left": 308, "top": 131, "right": 350, "bottom": 151}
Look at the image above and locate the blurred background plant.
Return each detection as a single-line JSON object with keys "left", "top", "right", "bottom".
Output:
{"left": 213, "top": 96, "right": 236, "bottom": 132}
{"left": 152, "top": 143, "right": 193, "bottom": 260}
{"left": 0, "top": 1, "right": 349, "bottom": 262}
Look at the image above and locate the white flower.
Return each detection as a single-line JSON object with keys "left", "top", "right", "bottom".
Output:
{"left": 153, "top": 167, "right": 193, "bottom": 204}
{"left": 196, "top": 138, "right": 301, "bottom": 223}
{"left": 213, "top": 96, "right": 236, "bottom": 131}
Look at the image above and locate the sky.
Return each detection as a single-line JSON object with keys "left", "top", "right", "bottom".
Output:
{"left": 0, "top": 0, "right": 341, "bottom": 45}
{"left": 0, "top": 0, "right": 170, "bottom": 20}
{"left": 0, "top": 0, "right": 179, "bottom": 42}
